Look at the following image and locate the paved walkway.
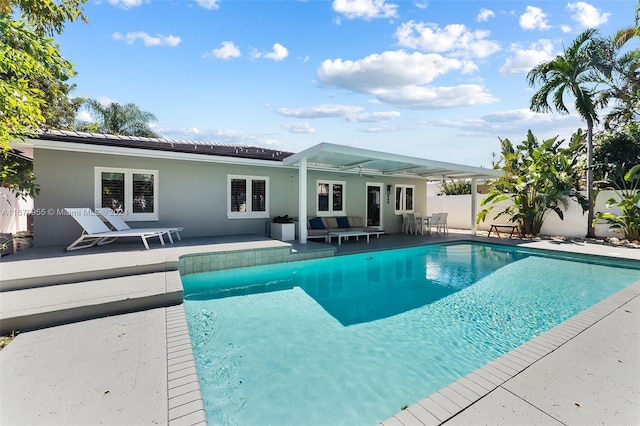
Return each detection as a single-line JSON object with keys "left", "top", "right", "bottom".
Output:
{"left": 1, "top": 234, "right": 639, "bottom": 425}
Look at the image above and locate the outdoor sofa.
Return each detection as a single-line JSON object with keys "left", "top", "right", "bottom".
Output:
{"left": 306, "top": 216, "right": 381, "bottom": 240}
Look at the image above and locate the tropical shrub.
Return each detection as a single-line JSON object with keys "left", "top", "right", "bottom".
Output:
{"left": 478, "top": 130, "right": 589, "bottom": 236}
{"left": 594, "top": 123, "right": 640, "bottom": 187}
{"left": 439, "top": 180, "right": 471, "bottom": 195}
{"left": 593, "top": 164, "right": 640, "bottom": 242}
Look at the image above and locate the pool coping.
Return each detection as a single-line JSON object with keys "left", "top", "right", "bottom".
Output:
{"left": 379, "top": 280, "right": 640, "bottom": 426}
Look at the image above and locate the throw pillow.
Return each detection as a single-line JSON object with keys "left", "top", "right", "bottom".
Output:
{"left": 309, "top": 217, "right": 326, "bottom": 230}
{"left": 336, "top": 216, "right": 351, "bottom": 228}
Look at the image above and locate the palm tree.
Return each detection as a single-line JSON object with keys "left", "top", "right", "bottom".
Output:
{"left": 595, "top": 27, "right": 640, "bottom": 129}
{"left": 78, "top": 99, "right": 160, "bottom": 138}
{"left": 527, "top": 28, "right": 600, "bottom": 238}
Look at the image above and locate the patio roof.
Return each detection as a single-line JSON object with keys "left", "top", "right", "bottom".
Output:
{"left": 283, "top": 142, "right": 503, "bottom": 181}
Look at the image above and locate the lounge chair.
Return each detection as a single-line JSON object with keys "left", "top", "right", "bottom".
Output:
{"left": 97, "top": 208, "right": 183, "bottom": 243}
{"left": 64, "top": 208, "right": 166, "bottom": 251}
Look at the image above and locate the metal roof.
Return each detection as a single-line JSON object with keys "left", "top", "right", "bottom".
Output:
{"left": 34, "top": 130, "right": 295, "bottom": 162}
{"left": 283, "top": 142, "right": 502, "bottom": 180}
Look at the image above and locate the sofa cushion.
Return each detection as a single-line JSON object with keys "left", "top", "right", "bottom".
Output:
{"left": 349, "top": 216, "right": 364, "bottom": 227}
{"left": 324, "top": 217, "right": 338, "bottom": 228}
{"left": 336, "top": 216, "right": 351, "bottom": 228}
{"left": 309, "top": 217, "right": 326, "bottom": 230}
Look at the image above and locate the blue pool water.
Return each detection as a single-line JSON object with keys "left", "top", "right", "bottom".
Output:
{"left": 182, "top": 242, "right": 640, "bottom": 425}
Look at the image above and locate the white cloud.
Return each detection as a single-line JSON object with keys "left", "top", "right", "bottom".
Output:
{"left": 112, "top": 31, "right": 181, "bottom": 47}
{"left": 196, "top": 0, "right": 220, "bottom": 10}
{"left": 561, "top": 25, "right": 572, "bottom": 33}
{"left": 519, "top": 6, "right": 551, "bottom": 30}
{"left": 373, "top": 84, "right": 498, "bottom": 109}
{"left": 282, "top": 122, "right": 316, "bottom": 134}
{"left": 477, "top": 8, "right": 495, "bottom": 22}
{"left": 345, "top": 111, "right": 400, "bottom": 122}
{"left": 332, "top": 0, "right": 398, "bottom": 20}
{"left": 415, "top": 1, "right": 427, "bottom": 10}
{"left": 395, "top": 21, "right": 500, "bottom": 58}
{"left": 277, "top": 104, "right": 364, "bottom": 119}
{"left": 431, "top": 108, "right": 582, "bottom": 137}
{"left": 317, "top": 50, "right": 497, "bottom": 109}
{"left": 499, "top": 39, "right": 555, "bottom": 74}
{"left": 76, "top": 110, "right": 93, "bottom": 122}
{"left": 318, "top": 50, "right": 467, "bottom": 92}
{"left": 567, "top": 2, "right": 610, "bottom": 28}
{"left": 206, "top": 41, "right": 241, "bottom": 60}
{"left": 253, "top": 43, "right": 289, "bottom": 61}
{"left": 108, "top": 0, "right": 143, "bottom": 9}
{"left": 156, "top": 126, "right": 283, "bottom": 147}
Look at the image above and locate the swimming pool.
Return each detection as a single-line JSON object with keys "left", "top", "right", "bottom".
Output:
{"left": 182, "top": 242, "right": 640, "bottom": 425}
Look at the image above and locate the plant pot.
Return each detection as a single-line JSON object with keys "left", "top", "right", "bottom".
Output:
{"left": 270, "top": 222, "right": 295, "bottom": 241}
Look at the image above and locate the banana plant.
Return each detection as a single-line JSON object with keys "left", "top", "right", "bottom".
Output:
{"left": 478, "top": 130, "right": 589, "bottom": 236}
{"left": 593, "top": 164, "right": 640, "bottom": 241}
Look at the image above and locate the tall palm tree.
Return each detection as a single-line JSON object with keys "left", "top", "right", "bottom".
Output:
{"left": 527, "top": 28, "right": 600, "bottom": 238}
{"left": 78, "top": 99, "right": 160, "bottom": 138}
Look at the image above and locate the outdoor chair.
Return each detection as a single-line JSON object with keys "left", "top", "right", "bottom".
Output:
{"left": 406, "top": 213, "right": 419, "bottom": 235}
{"left": 432, "top": 212, "right": 448, "bottom": 234}
{"left": 64, "top": 208, "right": 166, "bottom": 251}
{"left": 97, "top": 208, "right": 183, "bottom": 243}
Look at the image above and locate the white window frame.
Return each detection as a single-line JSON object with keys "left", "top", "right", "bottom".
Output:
{"left": 394, "top": 184, "right": 415, "bottom": 214}
{"left": 95, "top": 167, "right": 159, "bottom": 221}
{"left": 316, "top": 180, "right": 346, "bottom": 216}
{"left": 227, "top": 175, "right": 270, "bottom": 219}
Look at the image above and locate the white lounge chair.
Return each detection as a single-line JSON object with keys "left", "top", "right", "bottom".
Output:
{"left": 97, "top": 208, "right": 183, "bottom": 243}
{"left": 64, "top": 208, "right": 166, "bottom": 251}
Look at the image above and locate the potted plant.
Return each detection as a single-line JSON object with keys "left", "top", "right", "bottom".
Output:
{"left": 270, "top": 215, "right": 296, "bottom": 241}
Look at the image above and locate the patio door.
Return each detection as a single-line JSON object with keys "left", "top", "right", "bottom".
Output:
{"left": 366, "top": 183, "right": 383, "bottom": 229}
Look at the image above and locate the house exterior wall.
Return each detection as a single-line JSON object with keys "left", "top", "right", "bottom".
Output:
{"left": 32, "top": 148, "right": 426, "bottom": 247}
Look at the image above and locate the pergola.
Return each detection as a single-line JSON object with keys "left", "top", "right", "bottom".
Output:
{"left": 283, "top": 143, "right": 503, "bottom": 243}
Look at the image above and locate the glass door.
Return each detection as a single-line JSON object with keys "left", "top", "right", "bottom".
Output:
{"left": 366, "top": 183, "right": 382, "bottom": 229}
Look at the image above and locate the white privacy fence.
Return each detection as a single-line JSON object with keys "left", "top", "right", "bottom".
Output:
{"left": 426, "top": 190, "right": 627, "bottom": 238}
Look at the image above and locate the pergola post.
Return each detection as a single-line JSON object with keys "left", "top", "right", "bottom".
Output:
{"left": 298, "top": 157, "right": 308, "bottom": 244}
{"left": 471, "top": 178, "right": 478, "bottom": 235}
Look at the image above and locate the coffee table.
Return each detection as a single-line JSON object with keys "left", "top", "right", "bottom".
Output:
{"left": 328, "top": 230, "right": 371, "bottom": 245}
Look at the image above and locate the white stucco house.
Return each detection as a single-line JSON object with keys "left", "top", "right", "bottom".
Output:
{"left": 11, "top": 130, "right": 502, "bottom": 247}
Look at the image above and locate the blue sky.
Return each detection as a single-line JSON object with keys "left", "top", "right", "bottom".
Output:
{"left": 57, "top": 0, "right": 635, "bottom": 167}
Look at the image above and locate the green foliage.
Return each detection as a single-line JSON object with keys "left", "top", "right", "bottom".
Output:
{"left": 77, "top": 98, "right": 160, "bottom": 138}
{"left": 0, "top": 17, "right": 75, "bottom": 148}
{"left": 478, "top": 130, "right": 589, "bottom": 236}
{"left": 1, "top": 0, "right": 88, "bottom": 36}
{"left": 526, "top": 28, "right": 614, "bottom": 237}
{"left": 0, "top": 0, "right": 85, "bottom": 198}
{"left": 439, "top": 179, "right": 471, "bottom": 195}
{"left": 593, "top": 27, "right": 640, "bottom": 129}
{"left": 0, "top": 150, "right": 39, "bottom": 200}
{"left": 594, "top": 123, "right": 640, "bottom": 186}
{"left": 594, "top": 164, "right": 640, "bottom": 241}
{"left": 272, "top": 215, "right": 294, "bottom": 223}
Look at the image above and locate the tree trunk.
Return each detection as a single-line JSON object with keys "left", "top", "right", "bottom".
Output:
{"left": 586, "top": 118, "right": 596, "bottom": 238}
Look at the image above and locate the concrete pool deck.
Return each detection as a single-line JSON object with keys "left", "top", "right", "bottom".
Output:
{"left": 0, "top": 233, "right": 638, "bottom": 425}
